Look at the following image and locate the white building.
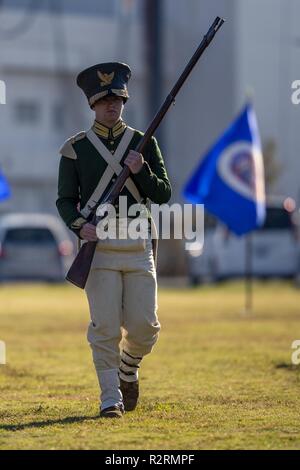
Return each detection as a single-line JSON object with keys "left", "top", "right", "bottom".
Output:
{"left": 0, "top": 0, "right": 299, "bottom": 273}
{"left": 164, "top": 0, "right": 300, "bottom": 202}
{"left": 0, "top": 0, "right": 146, "bottom": 215}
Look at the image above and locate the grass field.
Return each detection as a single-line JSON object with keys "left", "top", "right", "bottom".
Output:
{"left": 0, "top": 280, "right": 300, "bottom": 450}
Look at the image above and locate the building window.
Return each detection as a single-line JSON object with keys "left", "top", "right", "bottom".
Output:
{"left": 0, "top": 0, "right": 118, "bottom": 16}
{"left": 14, "top": 100, "right": 41, "bottom": 124}
{"left": 52, "top": 103, "right": 65, "bottom": 131}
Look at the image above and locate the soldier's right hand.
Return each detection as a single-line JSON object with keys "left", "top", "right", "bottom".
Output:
{"left": 79, "top": 223, "right": 98, "bottom": 241}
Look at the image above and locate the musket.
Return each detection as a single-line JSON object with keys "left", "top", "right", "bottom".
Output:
{"left": 66, "top": 16, "right": 225, "bottom": 289}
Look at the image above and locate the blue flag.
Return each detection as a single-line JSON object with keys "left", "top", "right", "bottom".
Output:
{"left": 0, "top": 170, "right": 11, "bottom": 202}
{"left": 183, "top": 104, "right": 266, "bottom": 235}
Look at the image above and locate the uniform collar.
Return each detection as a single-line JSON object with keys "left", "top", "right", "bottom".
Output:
{"left": 92, "top": 119, "right": 127, "bottom": 139}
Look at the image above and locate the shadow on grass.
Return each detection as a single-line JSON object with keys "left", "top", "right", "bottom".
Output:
{"left": 275, "top": 362, "right": 300, "bottom": 372}
{"left": 0, "top": 414, "right": 100, "bottom": 432}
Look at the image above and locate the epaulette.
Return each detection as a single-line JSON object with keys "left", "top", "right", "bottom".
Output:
{"left": 59, "top": 131, "right": 86, "bottom": 160}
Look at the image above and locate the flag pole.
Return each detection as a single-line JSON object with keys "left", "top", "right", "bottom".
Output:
{"left": 244, "top": 233, "right": 253, "bottom": 314}
{"left": 244, "top": 90, "right": 254, "bottom": 315}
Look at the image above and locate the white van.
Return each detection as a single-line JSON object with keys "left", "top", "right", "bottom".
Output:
{"left": 185, "top": 213, "right": 218, "bottom": 285}
{"left": 0, "top": 213, "right": 74, "bottom": 282}
{"left": 186, "top": 201, "right": 300, "bottom": 284}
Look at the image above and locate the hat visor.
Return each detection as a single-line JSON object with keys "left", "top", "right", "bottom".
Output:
{"left": 89, "top": 89, "right": 129, "bottom": 107}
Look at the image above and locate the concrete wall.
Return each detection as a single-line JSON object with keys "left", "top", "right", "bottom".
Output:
{"left": 0, "top": 5, "right": 145, "bottom": 215}
{"left": 233, "top": 0, "right": 300, "bottom": 199}
{"left": 163, "top": 0, "right": 237, "bottom": 203}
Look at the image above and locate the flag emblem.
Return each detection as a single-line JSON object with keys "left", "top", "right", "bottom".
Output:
{"left": 183, "top": 104, "right": 266, "bottom": 235}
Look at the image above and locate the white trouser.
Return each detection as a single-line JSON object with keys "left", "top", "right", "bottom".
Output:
{"left": 85, "top": 237, "right": 160, "bottom": 408}
{"left": 97, "top": 369, "right": 123, "bottom": 410}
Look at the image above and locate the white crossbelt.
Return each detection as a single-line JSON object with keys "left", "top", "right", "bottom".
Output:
{"left": 81, "top": 127, "right": 142, "bottom": 218}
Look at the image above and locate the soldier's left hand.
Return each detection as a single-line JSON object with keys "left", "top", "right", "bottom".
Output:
{"left": 124, "top": 150, "right": 144, "bottom": 174}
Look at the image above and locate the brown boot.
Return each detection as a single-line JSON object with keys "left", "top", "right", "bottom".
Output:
{"left": 100, "top": 405, "right": 124, "bottom": 419}
{"left": 120, "top": 378, "right": 139, "bottom": 411}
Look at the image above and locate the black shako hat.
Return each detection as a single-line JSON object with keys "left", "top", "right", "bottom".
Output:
{"left": 76, "top": 62, "right": 131, "bottom": 108}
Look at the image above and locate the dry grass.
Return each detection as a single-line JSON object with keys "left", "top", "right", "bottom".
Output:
{"left": 0, "top": 281, "right": 300, "bottom": 449}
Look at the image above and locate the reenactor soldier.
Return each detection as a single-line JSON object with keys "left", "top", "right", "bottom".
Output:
{"left": 56, "top": 62, "right": 171, "bottom": 418}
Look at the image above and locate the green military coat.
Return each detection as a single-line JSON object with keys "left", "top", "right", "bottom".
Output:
{"left": 56, "top": 119, "right": 172, "bottom": 238}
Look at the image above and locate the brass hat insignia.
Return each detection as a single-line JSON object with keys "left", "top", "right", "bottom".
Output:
{"left": 97, "top": 71, "right": 115, "bottom": 87}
